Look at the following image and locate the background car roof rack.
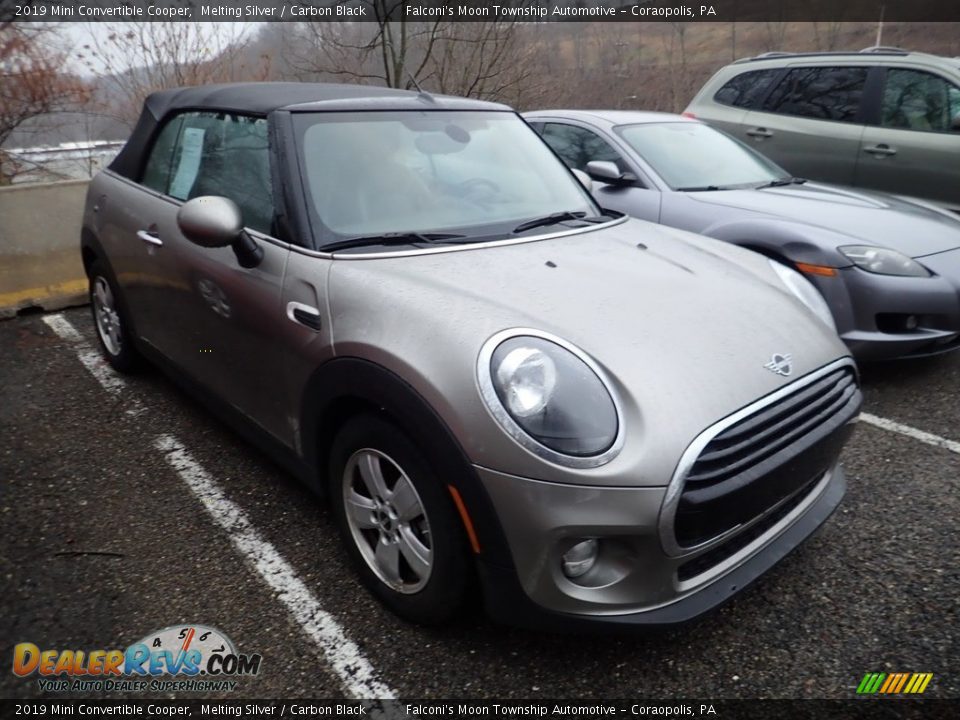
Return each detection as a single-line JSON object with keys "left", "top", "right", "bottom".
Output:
{"left": 736, "top": 48, "right": 912, "bottom": 63}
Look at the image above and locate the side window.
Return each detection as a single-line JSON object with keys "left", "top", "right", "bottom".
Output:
{"left": 881, "top": 69, "right": 960, "bottom": 133}
{"left": 539, "top": 123, "right": 628, "bottom": 174}
{"left": 713, "top": 69, "right": 781, "bottom": 109}
{"left": 762, "top": 66, "right": 869, "bottom": 122}
{"left": 141, "top": 116, "right": 183, "bottom": 194}
{"left": 148, "top": 111, "right": 275, "bottom": 235}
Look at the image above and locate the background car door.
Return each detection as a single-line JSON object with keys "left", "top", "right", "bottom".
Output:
{"left": 740, "top": 65, "right": 870, "bottom": 184}
{"left": 537, "top": 121, "right": 662, "bottom": 221}
{"left": 855, "top": 68, "right": 960, "bottom": 210}
{"left": 137, "top": 110, "right": 293, "bottom": 443}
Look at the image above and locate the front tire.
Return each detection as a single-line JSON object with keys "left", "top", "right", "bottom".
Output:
{"left": 89, "top": 259, "right": 140, "bottom": 373}
{"left": 328, "top": 414, "right": 470, "bottom": 625}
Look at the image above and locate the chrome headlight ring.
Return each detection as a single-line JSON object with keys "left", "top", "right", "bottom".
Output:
{"left": 477, "top": 328, "right": 626, "bottom": 469}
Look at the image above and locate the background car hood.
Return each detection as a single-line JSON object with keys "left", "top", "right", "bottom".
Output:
{"left": 328, "top": 218, "right": 851, "bottom": 486}
{"left": 687, "top": 183, "right": 960, "bottom": 258}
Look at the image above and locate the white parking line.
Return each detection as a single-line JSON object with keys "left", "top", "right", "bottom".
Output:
{"left": 155, "top": 435, "right": 395, "bottom": 699}
{"left": 41, "top": 312, "right": 397, "bottom": 700}
{"left": 42, "top": 314, "right": 143, "bottom": 414}
{"left": 861, "top": 412, "right": 960, "bottom": 456}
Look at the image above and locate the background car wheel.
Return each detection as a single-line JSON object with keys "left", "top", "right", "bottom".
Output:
{"left": 328, "top": 413, "right": 470, "bottom": 625}
{"left": 88, "top": 260, "right": 140, "bottom": 373}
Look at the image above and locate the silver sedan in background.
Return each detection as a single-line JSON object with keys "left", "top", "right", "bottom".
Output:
{"left": 526, "top": 110, "right": 960, "bottom": 361}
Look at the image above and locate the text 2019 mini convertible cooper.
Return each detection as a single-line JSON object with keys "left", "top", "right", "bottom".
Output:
{"left": 82, "top": 83, "right": 862, "bottom": 629}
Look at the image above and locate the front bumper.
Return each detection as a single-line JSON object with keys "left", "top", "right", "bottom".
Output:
{"left": 810, "top": 251, "right": 960, "bottom": 361}
{"left": 474, "top": 461, "right": 846, "bottom": 631}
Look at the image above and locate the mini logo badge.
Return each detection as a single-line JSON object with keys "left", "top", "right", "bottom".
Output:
{"left": 764, "top": 353, "right": 793, "bottom": 377}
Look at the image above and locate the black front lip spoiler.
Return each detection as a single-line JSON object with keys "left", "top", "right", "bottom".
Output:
{"left": 479, "top": 465, "right": 846, "bottom": 633}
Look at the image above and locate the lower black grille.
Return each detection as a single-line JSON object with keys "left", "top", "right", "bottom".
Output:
{"left": 677, "top": 473, "right": 822, "bottom": 582}
{"left": 674, "top": 365, "right": 860, "bottom": 548}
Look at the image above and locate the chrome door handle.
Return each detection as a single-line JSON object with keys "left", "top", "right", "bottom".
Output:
{"left": 746, "top": 127, "right": 773, "bottom": 138}
{"left": 137, "top": 229, "right": 163, "bottom": 246}
{"left": 864, "top": 144, "right": 897, "bottom": 157}
{"left": 286, "top": 301, "right": 322, "bottom": 331}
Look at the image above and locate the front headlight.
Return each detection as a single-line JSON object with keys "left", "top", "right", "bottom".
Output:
{"left": 839, "top": 245, "right": 931, "bottom": 277}
{"left": 768, "top": 260, "right": 837, "bottom": 332}
{"left": 478, "top": 330, "right": 623, "bottom": 468}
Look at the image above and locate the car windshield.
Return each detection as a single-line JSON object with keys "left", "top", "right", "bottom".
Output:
{"left": 295, "top": 110, "right": 599, "bottom": 246}
{"left": 616, "top": 121, "right": 788, "bottom": 190}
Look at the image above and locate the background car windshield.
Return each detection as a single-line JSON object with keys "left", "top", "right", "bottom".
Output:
{"left": 297, "top": 111, "right": 597, "bottom": 240}
{"left": 617, "top": 122, "right": 786, "bottom": 190}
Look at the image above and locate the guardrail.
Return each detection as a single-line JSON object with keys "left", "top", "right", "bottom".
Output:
{"left": 0, "top": 180, "right": 89, "bottom": 319}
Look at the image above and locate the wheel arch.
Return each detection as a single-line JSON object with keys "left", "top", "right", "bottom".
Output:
{"left": 80, "top": 228, "right": 104, "bottom": 276}
{"left": 299, "top": 357, "right": 514, "bottom": 567}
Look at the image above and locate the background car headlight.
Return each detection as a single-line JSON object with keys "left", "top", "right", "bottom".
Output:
{"left": 839, "top": 245, "right": 931, "bottom": 278}
{"left": 768, "top": 260, "right": 837, "bottom": 332}
{"left": 479, "top": 332, "right": 622, "bottom": 466}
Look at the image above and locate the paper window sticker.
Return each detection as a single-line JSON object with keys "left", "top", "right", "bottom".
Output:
{"left": 169, "top": 127, "right": 206, "bottom": 199}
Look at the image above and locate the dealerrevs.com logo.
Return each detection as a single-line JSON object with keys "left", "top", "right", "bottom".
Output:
{"left": 12, "top": 624, "right": 262, "bottom": 693}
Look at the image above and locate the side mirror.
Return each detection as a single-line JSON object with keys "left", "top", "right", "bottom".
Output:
{"left": 177, "top": 196, "right": 243, "bottom": 248}
{"left": 177, "top": 195, "right": 263, "bottom": 268}
{"left": 571, "top": 168, "right": 593, "bottom": 193}
{"left": 585, "top": 160, "right": 638, "bottom": 187}
{"left": 952, "top": 114, "right": 960, "bottom": 131}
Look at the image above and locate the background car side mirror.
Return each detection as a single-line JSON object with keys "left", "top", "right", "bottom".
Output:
{"left": 177, "top": 196, "right": 263, "bottom": 268}
{"left": 585, "top": 160, "right": 638, "bottom": 187}
{"left": 571, "top": 168, "right": 593, "bottom": 193}
{"left": 952, "top": 114, "right": 960, "bottom": 131}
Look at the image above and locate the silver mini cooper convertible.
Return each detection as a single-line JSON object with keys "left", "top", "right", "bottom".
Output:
{"left": 82, "top": 83, "right": 862, "bottom": 629}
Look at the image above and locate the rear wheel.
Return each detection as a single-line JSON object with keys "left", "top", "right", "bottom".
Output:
{"left": 89, "top": 260, "right": 140, "bottom": 373}
{"left": 328, "top": 414, "right": 470, "bottom": 624}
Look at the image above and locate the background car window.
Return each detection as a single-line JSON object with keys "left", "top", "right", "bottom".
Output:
{"left": 141, "top": 116, "right": 183, "bottom": 194}
{"left": 159, "top": 111, "right": 274, "bottom": 235}
{"left": 881, "top": 69, "right": 960, "bottom": 132}
{"left": 762, "top": 66, "right": 868, "bottom": 122}
{"left": 540, "top": 123, "right": 629, "bottom": 174}
{"left": 713, "top": 69, "right": 782, "bottom": 109}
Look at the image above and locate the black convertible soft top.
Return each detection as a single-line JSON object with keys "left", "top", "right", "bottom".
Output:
{"left": 109, "top": 82, "right": 510, "bottom": 180}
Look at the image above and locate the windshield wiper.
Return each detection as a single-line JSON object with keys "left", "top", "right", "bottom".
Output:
{"left": 321, "top": 232, "right": 465, "bottom": 253}
{"left": 757, "top": 177, "right": 807, "bottom": 189}
{"left": 676, "top": 185, "right": 724, "bottom": 192}
{"left": 512, "top": 211, "right": 610, "bottom": 234}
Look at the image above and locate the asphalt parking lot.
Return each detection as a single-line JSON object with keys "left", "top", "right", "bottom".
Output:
{"left": 1, "top": 306, "right": 958, "bottom": 702}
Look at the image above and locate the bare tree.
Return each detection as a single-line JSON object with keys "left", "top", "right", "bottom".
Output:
{"left": 811, "top": 20, "right": 846, "bottom": 51}
{"left": 0, "top": 20, "right": 88, "bottom": 183}
{"left": 661, "top": 22, "right": 693, "bottom": 112}
{"left": 284, "top": 1, "right": 542, "bottom": 105}
{"left": 80, "top": 21, "right": 268, "bottom": 126}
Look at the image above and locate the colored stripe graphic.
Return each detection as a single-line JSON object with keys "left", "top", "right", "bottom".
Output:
{"left": 857, "top": 672, "right": 932, "bottom": 694}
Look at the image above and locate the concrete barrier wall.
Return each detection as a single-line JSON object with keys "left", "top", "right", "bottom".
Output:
{"left": 0, "top": 180, "right": 89, "bottom": 318}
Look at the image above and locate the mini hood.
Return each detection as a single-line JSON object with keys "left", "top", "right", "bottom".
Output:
{"left": 688, "top": 183, "right": 960, "bottom": 258}
{"left": 328, "top": 219, "right": 851, "bottom": 486}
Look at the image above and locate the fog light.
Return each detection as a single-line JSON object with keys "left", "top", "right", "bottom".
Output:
{"left": 905, "top": 315, "right": 919, "bottom": 330}
{"left": 561, "top": 539, "right": 599, "bottom": 578}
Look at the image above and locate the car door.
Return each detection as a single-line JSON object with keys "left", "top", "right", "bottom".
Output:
{"left": 740, "top": 65, "right": 870, "bottom": 185}
{"left": 134, "top": 110, "right": 294, "bottom": 443}
{"left": 855, "top": 67, "right": 960, "bottom": 210}
{"left": 536, "top": 121, "right": 662, "bottom": 222}
{"left": 97, "top": 115, "right": 185, "bottom": 340}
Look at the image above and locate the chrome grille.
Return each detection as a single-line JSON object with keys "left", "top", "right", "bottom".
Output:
{"left": 674, "top": 364, "right": 861, "bottom": 549}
